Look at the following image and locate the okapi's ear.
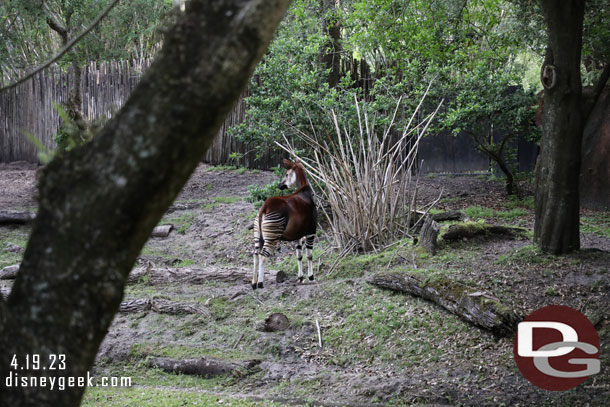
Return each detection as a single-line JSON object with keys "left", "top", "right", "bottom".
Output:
{"left": 294, "top": 158, "right": 301, "bottom": 165}
{"left": 282, "top": 158, "right": 293, "bottom": 169}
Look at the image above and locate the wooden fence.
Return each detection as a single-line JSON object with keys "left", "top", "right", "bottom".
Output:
{"left": 0, "top": 60, "right": 282, "bottom": 169}
{"left": 0, "top": 60, "right": 536, "bottom": 173}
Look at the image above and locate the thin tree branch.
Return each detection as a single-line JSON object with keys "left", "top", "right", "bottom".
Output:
{"left": 0, "top": 0, "right": 121, "bottom": 92}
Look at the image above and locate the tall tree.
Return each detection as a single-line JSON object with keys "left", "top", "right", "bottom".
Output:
{"left": 534, "top": 0, "right": 586, "bottom": 253}
{"left": 0, "top": 1, "right": 290, "bottom": 406}
{"left": 321, "top": 0, "right": 341, "bottom": 87}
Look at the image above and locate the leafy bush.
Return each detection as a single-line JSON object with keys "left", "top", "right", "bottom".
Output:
{"left": 247, "top": 182, "right": 289, "bottom": 209}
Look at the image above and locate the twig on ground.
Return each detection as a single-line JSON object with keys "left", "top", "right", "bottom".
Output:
{"left": 232, "top": 333, "right": 245, "bottom": 350}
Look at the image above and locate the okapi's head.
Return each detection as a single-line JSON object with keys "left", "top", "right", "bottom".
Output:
{"left": 278, "top": 158, "right": 307, "bottom": 190}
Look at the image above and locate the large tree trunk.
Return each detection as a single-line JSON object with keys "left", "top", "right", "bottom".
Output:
{"left": 534, "top": 0, "right": 585, "bottom": 254}
{"left": 321, "top": 0, "right": 341, "bottom": 87}
{"left": 0, "top": 1, "right": 290, "bottom": 406}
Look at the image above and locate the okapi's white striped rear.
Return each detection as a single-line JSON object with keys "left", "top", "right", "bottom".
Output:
{"left": 252, "top": 159, "right": 317, "bottom": 289}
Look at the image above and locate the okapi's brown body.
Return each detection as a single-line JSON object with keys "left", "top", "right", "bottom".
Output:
{"left": 259, "top": 186, "right": 317, "bottom": 241}
{"left": 252, "top": 159, "right": 317, "bottom": 289}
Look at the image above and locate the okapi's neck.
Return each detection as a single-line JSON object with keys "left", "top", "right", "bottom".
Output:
{"left": 294, "top": 166, "right": 314, "bottom": 200}
{"left": 294, "top": 166, "right": 309, "bottom": 190}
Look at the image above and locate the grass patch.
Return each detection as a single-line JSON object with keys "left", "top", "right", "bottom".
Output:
{"left": 581, "top": 212, "right": 610, "bottom": 238}
{"left": 207, "top": 165, "right": 238, "bottom": 172}
{"left": 0, "top": 228, "right": 30, "bottom": 267}
{"left": 172, "top": 259, "right": 194, "bottom": 267}
{"left": 505, "top": 195, "right": 534, "bottom": 210}
{"left": 495, "top": 207, "right": 529, "bottom": 221}
{"left": 315, "top": 282, "right": 482, "bottom": 369}
{"left": 201, "top": 196, "right": 242, "bottom": 211}
{"left": 462, "top": 206, "right": 529, "bottom": 222}
{"left": 322, "top": 240, "right": 412, "bottom": 279}
{"left": 495, "top": 245, "right": 553, "bottom": 266}
{"left": 83, "top": 386, "right": 285, "bottom": 407}
{"left": 159, "top": 212, "right": 196, "bottom": 235}
{"left": 463, "top": 206, "right": 495, "bottom": 219}
{"left": 129, "top": 342, "right": 260, "bottom": 362}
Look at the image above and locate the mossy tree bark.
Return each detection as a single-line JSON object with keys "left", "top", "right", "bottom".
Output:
{"left": 0, "top": 1, "right": 290, "bottom": 406}
{"left": 534, "top": 0, "right": 585, "bottom": 254}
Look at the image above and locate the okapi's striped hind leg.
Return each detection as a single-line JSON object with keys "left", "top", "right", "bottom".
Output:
{"left": 305, "top": 234, "right": 315, "bottom": 282}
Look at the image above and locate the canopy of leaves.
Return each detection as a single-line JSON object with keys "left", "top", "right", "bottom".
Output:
{"left": 235, "top": 0, "right": 540, "bottom": 162}
{"left": 0, "top": 0, "right": 170, "bottom": 80}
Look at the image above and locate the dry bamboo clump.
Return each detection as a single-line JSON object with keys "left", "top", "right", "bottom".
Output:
{"left": 278, "top": 86, "right": 442, "bottom": 254}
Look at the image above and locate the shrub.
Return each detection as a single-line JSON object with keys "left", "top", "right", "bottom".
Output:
{"left": 279, "top": 88, "right": 442, "bottom": 253}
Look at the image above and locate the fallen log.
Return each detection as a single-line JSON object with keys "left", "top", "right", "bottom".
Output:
{"left": 442, "top": 223, "right": 528, "bottom": 241}
{"left": 119, "top": 298, "right": 208, "bottom": 315}
{"left": 149, "top": 356, "right": 260, "bottom": 378}
{"left": 0, "top": 210, "right": 35, "bottom": 225}
{"left": 367, "top": 271, "right": 521, "bottom": 337}
{"left": 0, "top": 264, "right": 20, "bottom": 279}
{"left": 0, "top": 286, "right": 10, "bottom": 300}
{"left": 128, "top": 266, "right": 286, "bottom": 285}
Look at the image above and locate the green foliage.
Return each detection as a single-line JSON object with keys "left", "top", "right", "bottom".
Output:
{"left": 581, "top": 212, "right": 610, "bottom": 238}
{"left": 159, "top": 212, "right": 196, "bottom": 235}
{"left": 25, "top": 132, "right": 54, "bottom": 164}
{"left": 247, "top": 182, "right": 289, "bottom": 209}
{"left": 231, "top": 0, "right": 542, "bottom": 169}
{"left": 442, "top": 66, "right": 539, "bottom": 194}
{"left": 53, "top": 103, "right": 95, "bottom": 153}
{"left": 463, "top": 206, "right": 495, "bottom": 220}
{"left": 462, "top": 205, "right": 530, "bottom": 222}
{"left": 506, "top": 195, "right": 535, "bottom": 210}
{"left": 1, "top": 0, "right": 169, "bottom": 79}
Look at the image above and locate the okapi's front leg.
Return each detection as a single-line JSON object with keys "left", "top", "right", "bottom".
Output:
{"left": 252, "top": 250, "right": 260, "bottom": 289}
{"left": 306, "top": 234, "right": 315, "bottom": 281}
{"left": 252, "top": 216, "right": 263, "bottom": 289}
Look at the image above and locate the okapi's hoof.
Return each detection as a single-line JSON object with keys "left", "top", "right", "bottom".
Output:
{"left": 309, "top": 275, "right": 315, "bottom": 281}
{"left": 251, "top": 283, "right": 258, "bottom": 290}
{"left": 298, "top": 277, "right": 304, "bottom": 283}
{"left": 257, "top": 282, "right": 264, "bottom": 289}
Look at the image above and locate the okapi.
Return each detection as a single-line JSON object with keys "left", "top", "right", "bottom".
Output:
{"left": 252, "top": 159, "right": 317, "bottom": 289}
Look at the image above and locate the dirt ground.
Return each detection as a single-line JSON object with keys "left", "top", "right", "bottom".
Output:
{"left": 1, "top": 163, "right": 609, "bottom": 407}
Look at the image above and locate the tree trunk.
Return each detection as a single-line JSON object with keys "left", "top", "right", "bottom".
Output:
{"left": 419, "top": 216, "right": 440, "bottom": 255}
{"left": 321, "top": 0, "right": 341, "bottom": 87}
{"left": 534, "top": 0, "right": 585, "bottom": 254}
{"left": 0, "top": 1, "right": 289, "bottom": 406}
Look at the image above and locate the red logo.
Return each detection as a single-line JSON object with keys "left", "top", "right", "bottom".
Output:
{"left": 513, "top": 305, "right": 600, "bottom": 391}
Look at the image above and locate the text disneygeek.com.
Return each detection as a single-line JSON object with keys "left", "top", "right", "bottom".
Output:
{"left": 4, "top": 354, "right": 131, "bottom": 391}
